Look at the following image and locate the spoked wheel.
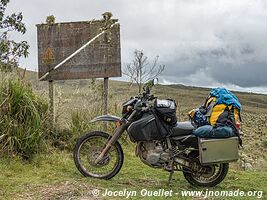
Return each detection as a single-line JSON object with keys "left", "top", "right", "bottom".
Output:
{"left": 183, "top": 163, "right": 229, "bottom": 187}
{"left": 73, "top": 131, "right": 124, "bottom": 179}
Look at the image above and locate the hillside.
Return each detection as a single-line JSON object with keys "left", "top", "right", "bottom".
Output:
{"left": 19, "top": 69, "right": 267, "bottom": 168}
{"left": 21, "top": 68, "right": 267, "bottom": 114}
{"left": 0, "top": 69, "right": 265, "bottom": 199}
{"left": 20, "top": 69, "right": 267, "bottom": 153}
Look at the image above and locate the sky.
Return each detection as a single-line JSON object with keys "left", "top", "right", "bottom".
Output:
{"left": 5, "top": 0, "right": 267, "bottom": 94}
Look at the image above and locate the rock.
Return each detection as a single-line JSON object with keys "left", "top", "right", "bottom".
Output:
{"left": 244, "top": 162, "right": 253, "bottom": 171}
{"left": 240, "top": 160, "right": 253, "bottom": 171}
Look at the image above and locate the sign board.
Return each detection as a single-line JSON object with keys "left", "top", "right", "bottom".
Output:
{"left": 37, "top": 19, "right": 121, "bottom": 81}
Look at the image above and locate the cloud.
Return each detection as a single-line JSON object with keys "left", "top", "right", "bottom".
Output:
{"left": 5, "top": 0, "right": 267, "bottom": 92}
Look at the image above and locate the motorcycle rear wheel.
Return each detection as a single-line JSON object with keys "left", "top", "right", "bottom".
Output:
{"left": 73, "top": 131, "right": 124, "bottom": 179}
{"left": 183, "top": 163, "right": 229, "bottom": 187}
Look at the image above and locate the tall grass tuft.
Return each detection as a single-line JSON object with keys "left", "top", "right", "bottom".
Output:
{"left": 0, "top": 78, "right": 48, "bottom": 160}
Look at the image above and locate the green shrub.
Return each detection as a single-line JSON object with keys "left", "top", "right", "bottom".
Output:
{"left": 48, "top": 127, "right": 73, "bottom": 151}
{"left": 47, "top": 107, "right": 103, "bottom": 151}
{"left": 68, "top": 109, "right": 103, "bottom": 147}
{"left": 69, "top": 111, "right": 95, "bottom": 136}
{"left": 0, "top": 78, "right": 48, "bottom": 160}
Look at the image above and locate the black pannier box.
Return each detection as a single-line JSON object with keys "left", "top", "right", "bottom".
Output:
{"left": 127, "top": 114, "right": 163, "bottom": 142}
{"left": 127, "top": 99, "right": 177, "bottom": 142}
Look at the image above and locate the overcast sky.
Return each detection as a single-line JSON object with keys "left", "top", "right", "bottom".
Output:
{"left": 5, "top": 0, "right": 267, "bottom": 93}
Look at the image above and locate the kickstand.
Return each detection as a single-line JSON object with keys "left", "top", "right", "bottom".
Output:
{"left": 167, "top": 160, "right": 174, "bottom": 186}
{"left": 167, "top": 170, "right": 174, "bottom": 186}
{"left": 166, "top": 137, "right": 175, "bottom": 186}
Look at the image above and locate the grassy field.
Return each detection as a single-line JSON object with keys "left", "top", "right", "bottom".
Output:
{"left": 0, "top": 70, "right": 267, "bottom": 199}
{"left": 0, "top": 147, "right": 266, "bottom": 200}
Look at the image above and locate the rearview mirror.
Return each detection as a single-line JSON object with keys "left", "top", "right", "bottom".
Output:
{"left": 143, "top": 78, "right": 158, "bottom": 93}
{"left": 144, "top": 78, "right": 158, "bottom": 88}
{"left": 153, "top": 78, "right": 159, "bottom": 85}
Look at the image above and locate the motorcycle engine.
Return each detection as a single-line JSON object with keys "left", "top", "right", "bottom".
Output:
{"left": 138, "top": 142, "right": 169, "bottom": 166}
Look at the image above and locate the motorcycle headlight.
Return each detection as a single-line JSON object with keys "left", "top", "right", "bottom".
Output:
{"left": 122, "top": 105, "right": 133, "bottom": 115}
{"left": 122, "top": 105, "right": 127, "bottom": 115}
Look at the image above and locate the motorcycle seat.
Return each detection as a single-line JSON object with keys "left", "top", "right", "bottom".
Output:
{"left": 171, "top": 121, "right": 195, "bottom": 136}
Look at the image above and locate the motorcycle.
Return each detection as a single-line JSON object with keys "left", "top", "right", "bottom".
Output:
{"left": 73, "top": 79, "right": 239, "bottom": 187}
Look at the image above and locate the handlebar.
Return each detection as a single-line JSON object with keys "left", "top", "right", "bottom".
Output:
{"left": 148, "top": 95, "right": 156, "bottom": 101}
{"left": 133, "top": 93, "right": 156, "bottom": 113}
{"left": 127, "top": 79, "right": 158, "bottom": 116}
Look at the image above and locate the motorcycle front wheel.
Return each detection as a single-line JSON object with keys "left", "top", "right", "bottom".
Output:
{"left": 73, "top": 131, "right": 124, "bottom": 179}
{"left": 183, "top": 163, "right": 229, "bottom": 187}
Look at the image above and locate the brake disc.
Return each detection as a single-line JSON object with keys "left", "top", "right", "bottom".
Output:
{"left": 87, "top": 149, "right": 110, "bottom": 167}
{"left": 199, "top": 165, "right": 216, "bottom": 178}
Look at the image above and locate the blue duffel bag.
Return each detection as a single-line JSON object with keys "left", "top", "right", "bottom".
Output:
{"left": 193, "top": 125, "right": 235, "bottom": 138}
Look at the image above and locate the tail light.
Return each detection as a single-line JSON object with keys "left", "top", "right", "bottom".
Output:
{"left": 236, "top": 121, "right": 241, "bottom": 130}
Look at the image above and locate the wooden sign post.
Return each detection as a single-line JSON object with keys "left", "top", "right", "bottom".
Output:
{"left": 103, "top": 77, "right": 109, "bottom": 130}
{"left": 37, "top": 13, "right": 121, "bottom": 128}
{"left": 48, "top": 80, "right": 55, "bottom": 125}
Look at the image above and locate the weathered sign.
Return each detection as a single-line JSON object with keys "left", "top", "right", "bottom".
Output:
{"left": 37, "top": 18, "right": 121, "bottom": 81}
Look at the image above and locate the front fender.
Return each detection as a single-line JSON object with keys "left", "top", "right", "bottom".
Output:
{"left": 90, "top": 115, "right": 121, "bottom": 123}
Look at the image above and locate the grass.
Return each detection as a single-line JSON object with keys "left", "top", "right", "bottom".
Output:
{"left": 0, "top": 145, "right": 266, "bottom": 200}
{"left": 0, "top": 78, "right": 48, "bottom": 159}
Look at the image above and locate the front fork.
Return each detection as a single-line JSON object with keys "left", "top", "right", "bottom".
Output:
{"left": 94, "top": 110, "right": 137, "bottom": 164}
